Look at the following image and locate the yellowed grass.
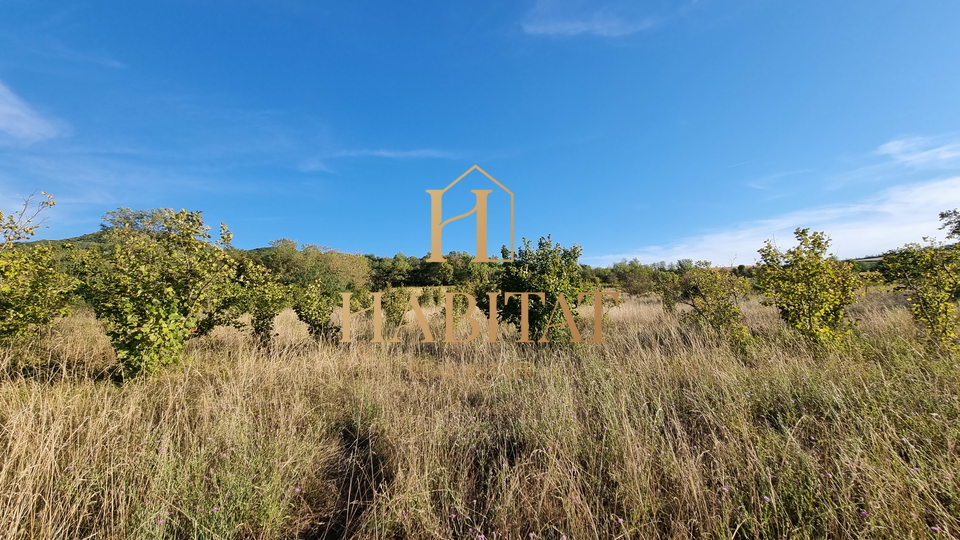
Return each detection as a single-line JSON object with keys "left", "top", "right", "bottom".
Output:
{"left": 0, "top": 291, "right": 958, "bottom": 539}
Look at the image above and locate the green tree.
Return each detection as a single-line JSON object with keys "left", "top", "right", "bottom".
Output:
{"left": 0, "top": 192, "right": 75, "bottom": 339}
{"left": 246, "top": 266, "right": 290, "bottom": 345}
{"left": 755, "top": 228, "right": 861, "bottom": 342}
{"left": 77, "top": 208, "right": 244, "bottom": 378}
{"left": 481, "top": 235, "right": 595, "bottom": 342}
{"left": 611, "top": 258, "right": 655, "bottom": 295}
{"left": 292, "top": 278, "right": 341, "bottom": 340}
{"left": 381, "top": 286, "right": 410, "bottom": 331}
{"left": 655, "top": 261, "right": 751, "bottom": 344}
{"left": 883, "top": 239, "right": 960, "bottom": 351}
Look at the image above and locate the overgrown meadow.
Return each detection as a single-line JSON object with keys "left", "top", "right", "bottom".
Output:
{"left": 1, "top": 200, "right": 959, "bottom": 539}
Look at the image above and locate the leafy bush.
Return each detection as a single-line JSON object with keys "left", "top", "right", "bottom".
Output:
{"left": 291, "top": 279, "right": 341, "bottom": 340}
{"left": 381, "top": 286, "right": 410, "bottom": 331}
{"left": 610, "top": 258, "right": 656, "bottom": 295}
{"left": 883, "top": 241, "right": 960, "bottom": 351}
{"left": 249, "top": 277, "right": 290, "bottom": 345}
{"left": 655, "top": 261, "right": 751, "bottom": 344}
{"left": 480, "top": 235, "right": 595, "bottom": 342}
{"left": 0, "top": 193, "right": 75, "bottom": 339}
{"left": 755, "top": 228, "right": 861, "bottom": 342}
{"left": 76, "top": 208, "right": 243, "bottom": 378}
{"left": 248, "top": 239, "right": 371, "bottom": 290}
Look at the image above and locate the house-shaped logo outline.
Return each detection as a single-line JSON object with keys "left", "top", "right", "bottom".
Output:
{"left": 427, "top": 165, "right": 515, "bottom": 263}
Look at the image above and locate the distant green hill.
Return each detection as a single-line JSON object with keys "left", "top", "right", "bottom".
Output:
{"left": 26, "top": 230, "right": 114, "bottom": 251}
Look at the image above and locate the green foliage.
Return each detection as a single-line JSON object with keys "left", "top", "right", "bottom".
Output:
{"left": 417, "top": 286, "right": 437, "bottom": 307}
{"left": 883, "top": 240, "right": 960, "bottom": 351}
{"left": 656, "top": 261, "right": 752, "bottom": 344}
{"left": 481, "top": 235, "right": 593, "bottom": 341}
{"left": 653, "top": 271, "right": 681, "bottom": 313}
{"left": 755, "top": 228, "right": 862, "bottom": 343}
{"left": 381, "top": 286, "right": 409, "bottom": 330}
{"left": 248, "top": 239, "right": 371, "bottom": 290}
{"left": 0, "top": 193, "right": 75, "bottom": 339}
{"left": 938, "top": 208, "right": 960, "bottom": 240}
{"left": 610, "top": 258, "right": 656, "bottom": 295}
{"left": 76, "top": 208, "right": 243, "bottom": 378}
{"left": 249, "top": 275, "right": 290, "bottom": 345}
{"left": 291, "top": 279, "right": 341, "bottom": 340}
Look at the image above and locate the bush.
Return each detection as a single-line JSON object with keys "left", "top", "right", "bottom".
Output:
{"left": 480, "top": 235, "right": 595, "bottom": 342}
{"left": 381, "top": 286, "right": 410, "bottom": 331}
{"left": 76, "top": 208, "right": 243, "bottom": 379}
{"left": 755, "top": 228, "right": 861, "bottom": 343}
{"left": 883, "top": 240, "right": 960, "bottom": 351}
{"left": 0, "top": 193, "right": 75, "bottom": 339}
{"left": 292, "top": 279, "right": 341, "bottom": 340}
{"left": 655, "top": 261, "right": 751, "bottom": 344}
{"left": 249, "top": 276, "right": 290, "bottom": 345}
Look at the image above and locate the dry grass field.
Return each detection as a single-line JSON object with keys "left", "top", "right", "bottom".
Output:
{"left": 0, "top": 291, "right": 958, "bottom": 539}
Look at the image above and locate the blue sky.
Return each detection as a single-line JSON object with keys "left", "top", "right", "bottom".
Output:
{"left": 2, "top": 0, "right": 960, "bottom": 266}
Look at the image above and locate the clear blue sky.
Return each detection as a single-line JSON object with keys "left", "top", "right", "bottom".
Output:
{"left": 2, "top": 0, "right": 960, "bottom": 265}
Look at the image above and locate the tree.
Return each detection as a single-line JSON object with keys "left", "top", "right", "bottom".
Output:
{"left": 610, "top": 258, "right": 655, "bottom": 295}
{"left": 292, "top": 278, "right": 341, "bottom": 340}
{"left": 938, "top": 208, "right": 960, "bottom": 240}
{"left": 77, "top": 208, "right": 245, "bottom": 378}
{"left": 655, "top": 261, "right": 752, "bottom": 344}
{"left": 755, "top": 228, "right": 861, "bottom": 342}
{"left": 883, "top": 236, "right": 960, "bottom": 351}
{"left": 480, "top": 235, "right": 595, "bottom": 342}
{"left": 0, "top": 192, "right": 75, "bottom": 339}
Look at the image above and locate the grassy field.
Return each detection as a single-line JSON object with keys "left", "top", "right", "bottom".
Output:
{"left": 1, "top": 291, "right": 958, "bottom": 539}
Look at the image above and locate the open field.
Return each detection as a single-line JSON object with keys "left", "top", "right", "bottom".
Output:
{"left": 1, "top": 291, "right": 958, "bottom": 539}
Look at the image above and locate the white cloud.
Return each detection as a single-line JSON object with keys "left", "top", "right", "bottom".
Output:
{"left": 522, "top": 16, "right": 656, "bottom": 37}
{"left": 521, "top": 0, "right": 659, "bottom": 37}
{"left": 0, "top": 81, "right": 63, "bottom": 145}
{"left": 876, "top": 135, "right": 960, "bottom": 168}
{"left": 299, "top": 148, "right": 456, "bottom": 172}
{"left": 586, "top": 176, "right": 960, "bottom": 267}
{"left": 337, "top": 148, "right": 454, "bottom": 158}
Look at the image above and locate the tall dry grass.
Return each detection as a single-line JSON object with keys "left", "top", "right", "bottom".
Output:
{"left": 0, "top": 291, "right": 958, "bottom": 539}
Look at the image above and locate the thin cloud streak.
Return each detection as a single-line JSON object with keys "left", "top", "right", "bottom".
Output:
{"left": 0, "top": 81, "right": 64, "bottom": 145}
{"left": 522, "top": 17, "right": 656, "bottom": 37}
{"left": 299, "top": 148, "right": 457, "bottom": 172}
{"left": 876, "top": 135, "right": 960, "bottom": 168}
{"left": 521, "top": 0, "right": 661, "bottom": 37}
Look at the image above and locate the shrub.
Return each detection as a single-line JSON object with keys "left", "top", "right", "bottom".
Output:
{"left": 0, "top": 192, "right": 75, "bottom": 339}
{"left": 249, "top": 277, "right": 290, "bottom": 345}
{"left": 755, "top": 228, "right": 861, "bottom": 342}
{"left": 381, "top": 286, "right": 410, "bottom": 331}
{"left": 883, "top": 240, "right": 960, "bottom": 351}
{"left": 76, "top": 209, "right": 242, "bottom": 379}
{"left": 480, "top": 235, "right": 595, "bottom": 342}
{"left": 656, "top": 261, "right": 751, "bottom": 344}
{"left": 292, "top": 279, "right": 341, "bottom": 340}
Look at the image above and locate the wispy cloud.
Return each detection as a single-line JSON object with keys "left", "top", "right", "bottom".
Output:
{"left": 586, "top": 176, "right": 960, "bottom": 267}
{"left": 746, "top": 169, "right": 814, "bottom": 190}
{"left": 336, "top": 148, "right": 454, "bottom": 158}
{"left": 299, "top": 148, "right": 456, "bottom": 172}
{"left": 522, "top": 16, "right": 656, "bottom": 37}
{"left": 0, "top": 80, "right": 65, "bottom": 145}
{"left": 876, "top": 135, "right": 960, "bottom": 168}
{"left": 521, "top": 0, "right": 661, "bottom": 37}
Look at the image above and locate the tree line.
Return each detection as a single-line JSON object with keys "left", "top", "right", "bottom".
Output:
{"left": 2, "top": 194, "right": 959, "bottom": 381}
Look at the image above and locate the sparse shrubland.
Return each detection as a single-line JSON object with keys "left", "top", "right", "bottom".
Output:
{"left": 1, "top": 200, "right": 960, "bottom": 539}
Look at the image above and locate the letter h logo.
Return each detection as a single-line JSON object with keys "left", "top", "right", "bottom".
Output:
{"left": 426, "top": 165, "right": 514, "bottom": 262}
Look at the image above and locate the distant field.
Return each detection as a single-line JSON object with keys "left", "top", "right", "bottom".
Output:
{"left": 1, "top": 290, "right": 958, "bottom": 539}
